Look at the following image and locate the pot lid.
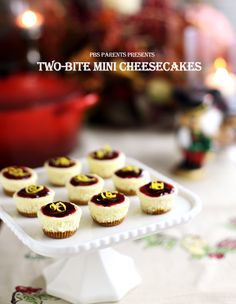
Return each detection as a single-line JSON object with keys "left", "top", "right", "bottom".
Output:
{"left": 0, "top": 73, "right": 80, "bottom": 111}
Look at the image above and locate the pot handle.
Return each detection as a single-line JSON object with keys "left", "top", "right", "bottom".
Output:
{"left": 73, "top": 93, "right": 99, "bottom": 111}
{"left": 54, "top": 93, "right": 99, "bottom": 117}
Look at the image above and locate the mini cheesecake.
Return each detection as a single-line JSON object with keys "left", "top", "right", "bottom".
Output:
{"left": 112, "top": 166, "right": 150, "bottom": 195}
{"left": 38, "top": 201, "right": 82, "bottom": 239}
{"left": 14, "top": 185, "right": 55, "bottom": 218}
{"left": 66, "top": 174, "right": 104, "bottom": 205}
{"left": 87, "top": 146, "right": 125, "bottom": 179}
{"left": 0, "top": 166, "right": 37, "bottom": 196}
{"left": 88, "top": 191, "right": 129, "bottom": 226}
{"left": 137, "top": 181, "right": 177, "bottom": 215}
{"left": 44, "top": 156, "right": 81, "bottom": 186}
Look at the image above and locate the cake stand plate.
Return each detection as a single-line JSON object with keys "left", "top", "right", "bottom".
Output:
{"left": 0, "top": 158, "right": 202, "bottom": 304}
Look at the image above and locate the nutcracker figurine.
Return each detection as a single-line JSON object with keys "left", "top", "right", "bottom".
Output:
{"left": 217, "top": 99, "right": 236, "bottom": 146}
{"left": 174, "top": 89, "right": 213, "bottom": 179}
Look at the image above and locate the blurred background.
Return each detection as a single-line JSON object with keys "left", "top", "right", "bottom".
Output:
{"left": 0, "top": 0, "right": 236, "bottom": 168}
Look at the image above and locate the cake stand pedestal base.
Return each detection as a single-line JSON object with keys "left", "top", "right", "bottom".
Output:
{"left": 43, "top": 247, "right": 142, "bottom": 304}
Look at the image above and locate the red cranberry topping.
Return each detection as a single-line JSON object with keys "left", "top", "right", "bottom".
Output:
{"left": 48, "top": 156, "right": 75, "bottom": 168}
{"left": 17, "top": 185, "right": 50, "bottom": 198}
{"left": 3, "top": 166, "right": 31, "bottom": 180}
{"left": 115, "top": 166, "right": 142, "bottom": 178}
{"left": 70, "top": 174, "right": 98, "bottom": 186}
{"left": 90, "top": 149, "right": 119, "bottom": 160}
{"left": 41, "top": 201, "right": 76, "bottom": 218}
{"left": 91, "top": 192, "right": 125, "bottom": 207}
{"left": 139, "top": 181, "right": 174, "bottom": 197}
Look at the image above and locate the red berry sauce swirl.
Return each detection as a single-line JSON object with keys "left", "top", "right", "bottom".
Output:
{"left": 90, "top": 149, "right": 119, "bottom": 160}
{"left": 41, "top": 201, "right": 76, "bottom": 218}
{"left": 91, "top": 192, "right": 125, "bottom": 207}
{"left": 139, "top": 181, "right": 174, "bottom": 198}
{"left": 17, "top": 185, "right": 50, "bottom": 198}
{"left": 115, "top": 166, "right": 142, "bottom": 178}
{"left": 2, "top": 166, "right": 32, "bottom": 180}
{"left": 48, "top": 156, "right": 75, "bottom": 168}
{"left": 70, "top": 174, "right": 98, "bottom": 186}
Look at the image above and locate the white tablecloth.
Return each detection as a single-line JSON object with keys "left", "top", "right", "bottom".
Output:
{"left": 1, "top": 128, "right": 236, "bottom": 304}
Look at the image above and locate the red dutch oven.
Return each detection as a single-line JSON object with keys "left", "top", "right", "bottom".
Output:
{"left": 0, "top": 74, "right": 98, "bottom": 168}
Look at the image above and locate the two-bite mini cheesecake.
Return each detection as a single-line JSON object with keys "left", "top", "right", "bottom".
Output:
{"left": 88, "top": 191, "right": 130, "bottom": 226}
{"left": 66, "top": 174, "right": 104, "bottom": 205}
{"left": 38, "top": 201, "right": 82, "bottom": 239}
{"left": 44, "top": 156, "right": 81, "bottom": 186}
{"left": 0, "top": 166, "right": 37, "bottom": 196}
{"left": 112, "top": 165, "right": 150, "bottom": 195}
{"left": 14, "top": 185, "right": 55, "bottom": 217}
{"left": 137, "top": 180, "right": 177, "bottom": 215}
{"left": 87, "top": 146, "right": 125, "bottom": 178}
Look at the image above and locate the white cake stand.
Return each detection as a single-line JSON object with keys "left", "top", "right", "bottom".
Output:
{"left": 0, "top": 158, "right": 202, "bottom": 304}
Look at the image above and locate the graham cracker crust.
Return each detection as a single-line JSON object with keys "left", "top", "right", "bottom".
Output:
{"left": 70, "top": 198, "right": 88, "bottom": 205}
{"left": 43, "top": 229, "right": 77, "bottom": 239}
{"left": 142, "top": 208, "right": 171, "bottom": 215}
{"left": 115, "top": 187, "right": 136, "bottom": 196}
{"left": 3, "top": 188, "right": 15, "bottom": 197}
{"left": 17, "top": 210, "right": 37, "bottom": 218}
{"left": 92, "top": 217, "right": 125, "bottom": 227}
{"left": 49, "top": 182, "right": 65, "bottom": 187}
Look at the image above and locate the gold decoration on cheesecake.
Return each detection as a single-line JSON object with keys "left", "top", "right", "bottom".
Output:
{"left": 25, "top": 185, "right": 44, "bottom": 194}
{"left": 101, "top": 191, "right": 117, "bottom": 199}
{"left": 104, "top": 144, "right": 111, "bottom": 151}
{"left": 121, "top": 166, "right": 140, "bottom": 173}
{"left": 50, "top": 202, "right": 67, "bottom": 212}
{"left": 54, "top": 157, "right": 72, "bottom": 166}
{"left": 74, "top": 175, "right": 96, "bottom": 183}
{"left": 96, "top": 151, "right": 105, "bottom": 159}
{"left": 7, "top": 167, "right": 29, "bottom": 177}
{"left": 150, "top": 181, "right": 164, "bottom": 190}
{"left": 96, "top": 144, "right": 112, "bottom": 159}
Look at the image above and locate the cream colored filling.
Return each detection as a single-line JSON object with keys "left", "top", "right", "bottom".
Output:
{"left": 14, "top": 189, "right": 55, "bottom": 214}
{"left": 66, "top": 174, "right": 104, "bottom": 202}
{"left": 37, "top": 204, "right": 82, "bottom": 232}
{"left": 0, "top": 169, "right": 37, "bottom": 193}
{"left": 88, "top": 197, "right": 129, "bottom": 223}
{"left": 44, "top": 160, "right": 81, "bottom": 186}
{"left": 87, "top": 152, "right": 125, "bottom": 178}
{"left": 112, "top": 170, "right": 150, "bottom": 193}
{"left": 137, "top": 188, "right": 177, "bottom": 213}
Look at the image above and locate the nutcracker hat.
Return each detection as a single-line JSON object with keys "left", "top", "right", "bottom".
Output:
{"left": 173, "top": 88, "right": 210, "bottom": 115}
